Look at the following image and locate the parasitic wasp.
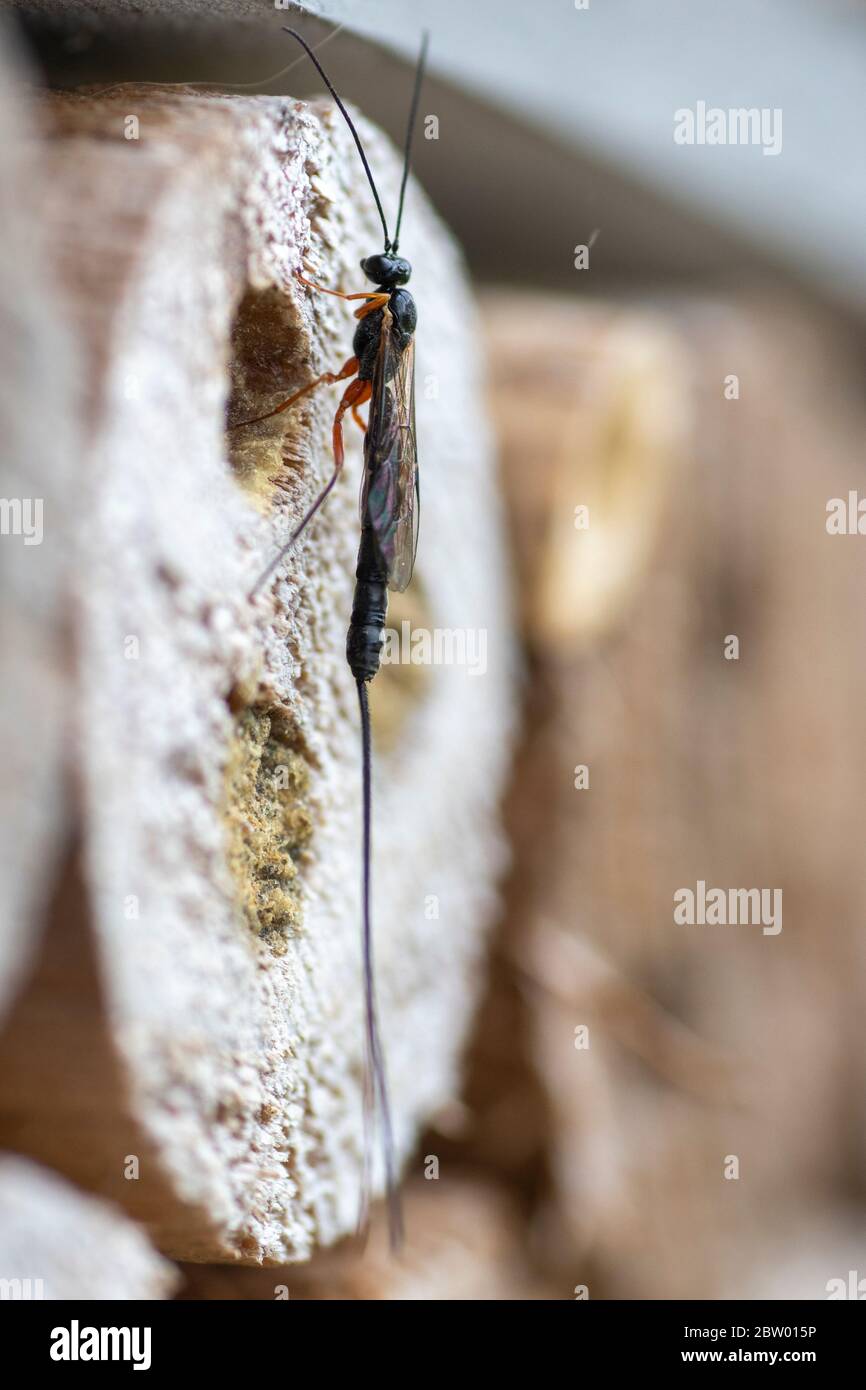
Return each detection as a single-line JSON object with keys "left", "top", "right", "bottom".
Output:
{"left": 233, "top": 25, "right": 428, "bottom": 1248}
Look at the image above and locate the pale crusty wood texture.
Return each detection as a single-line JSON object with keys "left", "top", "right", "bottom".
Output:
{"left": 0, "top": 84, "right": 516, "bottom": 1265}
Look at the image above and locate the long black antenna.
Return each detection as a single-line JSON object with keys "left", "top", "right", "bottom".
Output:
{"left": 392, "top": 32, "right": 429, "bottom": 254}
{"left": 282, "top": 26, "right": 392, "bottom": 250}
{"left": 356, "top": 678, "right": 403, "bottom": 1249}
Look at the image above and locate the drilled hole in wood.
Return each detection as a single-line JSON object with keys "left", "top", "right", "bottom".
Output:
{"left": 225, "top": 285, "right": 310, "bottom": 510}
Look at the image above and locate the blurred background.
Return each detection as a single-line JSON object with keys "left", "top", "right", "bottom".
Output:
{"left": 4, "top": 0, "right": 866, "bottom": 1299}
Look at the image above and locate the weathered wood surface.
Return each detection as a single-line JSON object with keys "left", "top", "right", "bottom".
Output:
{"left": 0, "top": 82, "right": 515, "bottom": 1264}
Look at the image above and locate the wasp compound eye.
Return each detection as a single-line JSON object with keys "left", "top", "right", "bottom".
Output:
{"left": 361, "top": 254, "right": 412, "bottom": 288}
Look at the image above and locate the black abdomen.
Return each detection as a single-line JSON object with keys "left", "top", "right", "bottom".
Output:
{"left": 346, "top": 526, "right": 388, "bottom": 682}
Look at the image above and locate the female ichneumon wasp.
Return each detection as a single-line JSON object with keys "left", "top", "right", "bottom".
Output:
{"left": 233, "top": 26, "right": 429, "bottom": 1249}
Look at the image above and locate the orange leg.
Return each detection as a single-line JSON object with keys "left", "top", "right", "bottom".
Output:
{"left": 354, "top": 294, "right": 389, "bottom": 321}
{"left": 249, "top": 374, "right": 370, "bottom": 598}
{"left": 351, "top": 380, "right": 371, "bottom": 433}
{"left": 297, "top": 271, "right": 389, "bottom": 315}
{"left": 230, "top": 355, "right": 358, "bottom": 431}
{"left": 330, "top": 377, "right": 369, "bottom": 474}
{"left": 296, "top": 269, "right": 370, "bottom": 300}
{"left": 295, "top": 271, "right": 389, "bottom": 321}
{"left": 278, "top": 376, "right": 368, "bottom": 553}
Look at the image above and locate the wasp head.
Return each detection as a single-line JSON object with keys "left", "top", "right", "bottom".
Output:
{"left": 361, "top": 253, "right": 412, "bottom": 288}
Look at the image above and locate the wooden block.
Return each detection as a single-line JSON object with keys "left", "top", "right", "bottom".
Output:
{"left": 475, "top": 291, "right": 866, "bottom": 1297}
{"left": 481, "top": 291, "right": 688, "bottom": 647}
{"left": 0, "top": 84, "right": 516, "bottom": 1264}
{"left": 0, "top": 23, "right": 76, "bottom": 1022}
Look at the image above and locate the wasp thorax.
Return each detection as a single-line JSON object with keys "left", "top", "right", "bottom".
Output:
{"left": 361, "top": 253, "right": 412, "bottom": 288}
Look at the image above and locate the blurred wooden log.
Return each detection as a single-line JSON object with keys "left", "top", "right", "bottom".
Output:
{"left": 0, "top": 84, "right": 515, "bottom": 1264}
{"left": 483, "top": 293, "right": 687, "bottom": 647}
{"left": 0, "top": 1156, "right": 177, "bottom": 1300}
{"left": 0, "top": 23, "right": 75, "bottom": 1021}
{"left": 737, "top": 1208, "right": 866, "bottom": 1300}
{"left": 473, "top": 291, "right": 866, "bottom": 1298}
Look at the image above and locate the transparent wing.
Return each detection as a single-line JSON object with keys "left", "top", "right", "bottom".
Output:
{"left": 360, "top": 314, "right": 418, "bottom": 593}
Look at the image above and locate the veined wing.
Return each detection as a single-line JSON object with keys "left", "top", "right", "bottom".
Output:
{"left": 360, "top": 310, "right": 418, "bottom": 593}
